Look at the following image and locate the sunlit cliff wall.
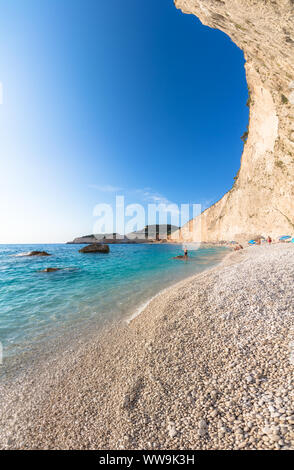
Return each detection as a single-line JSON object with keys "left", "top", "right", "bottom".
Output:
{"left": 174, "top": 0, "right": 294, "bottom": 242}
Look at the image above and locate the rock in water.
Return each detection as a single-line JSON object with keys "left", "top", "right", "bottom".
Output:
{"left": 40, "top": 268, "right": 61, "bottom": 272}
{"left": 78, "top": 244, "right": 110, "bottom": 254}
{"left": 27, "top": 251, "right": 51, "bottom": 256}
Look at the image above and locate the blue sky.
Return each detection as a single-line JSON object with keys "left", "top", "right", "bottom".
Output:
{"left": 0, "top": 0, "right": 249, "bottom": 243}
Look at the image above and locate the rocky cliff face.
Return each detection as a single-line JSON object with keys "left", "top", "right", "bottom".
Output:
{"left": 174, "top": 0, "right": 294, "bottom": 242}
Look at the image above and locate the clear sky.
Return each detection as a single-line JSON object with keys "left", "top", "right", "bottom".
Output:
{"left": 0, "top": 0, "right": 249, "bottom": 243}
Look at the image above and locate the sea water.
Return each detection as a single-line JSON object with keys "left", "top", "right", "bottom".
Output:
{"left": 0, "top": 243, "right": 228, "bottom": 377}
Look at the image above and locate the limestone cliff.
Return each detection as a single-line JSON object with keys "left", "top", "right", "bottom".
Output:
{"left": 174, "top": 0, "right": 294, "bottom": 242}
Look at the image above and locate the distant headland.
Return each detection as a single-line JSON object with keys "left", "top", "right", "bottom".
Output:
{"left": 67, "top": 224, "right": 179, "bottom": 244}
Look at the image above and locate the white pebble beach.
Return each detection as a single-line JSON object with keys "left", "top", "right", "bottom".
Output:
{"left": 0, "top": 243, "right": 293, "bottom": 450}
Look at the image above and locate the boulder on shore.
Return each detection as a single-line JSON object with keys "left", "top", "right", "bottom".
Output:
{"left": 79, "top": 244, "right": 110, "bottom": 254}
{"left": 27, "top": 251, "right": 51, "bottom": 257}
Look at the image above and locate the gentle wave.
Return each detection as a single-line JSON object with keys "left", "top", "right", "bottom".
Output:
{"left": 12, "top": 252, "right": 33, "bottom": 257}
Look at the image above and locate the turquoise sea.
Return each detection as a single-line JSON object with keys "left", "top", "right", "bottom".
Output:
{"left": 0, "top": 243, "right": 228, "bottom": 377}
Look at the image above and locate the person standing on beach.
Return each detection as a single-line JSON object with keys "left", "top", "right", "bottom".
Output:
{"left": 267, "top": 236, "right": 272, "bottom": 244}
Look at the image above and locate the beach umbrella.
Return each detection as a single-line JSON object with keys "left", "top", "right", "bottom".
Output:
{"left": 279, "top": 235, "right": 291, "bottom": 240}
{"left": 291, "top": 238, "right": 294, "bottom": 243}
{"left": 248, "top": 240, "right": 256, "bottom": 245}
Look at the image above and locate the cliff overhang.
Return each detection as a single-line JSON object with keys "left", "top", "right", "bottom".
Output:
{"left": 174, "top": 0, "right": 294, "bottom": 242}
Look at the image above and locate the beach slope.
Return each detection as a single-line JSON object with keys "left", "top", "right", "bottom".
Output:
{"left": 0, "top": 244, "right": 293, "bottom": 450}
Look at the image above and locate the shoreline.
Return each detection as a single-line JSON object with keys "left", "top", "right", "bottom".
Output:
{"left": 0, "top": 244, "right": 293, "bottom": 449}
{"left": 0, "top": 245, "right": 228, "bottom": 384}
{"left": 125, "top": 248, "right": 233, "bottom": 325}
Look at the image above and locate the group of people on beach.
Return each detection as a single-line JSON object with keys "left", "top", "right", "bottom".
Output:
{"left": 254, "top": 236, "right": 272, "bottom": 245}
{"left": 234, "top": 236, "right": 272, "bottom": 251}
{"left": 178, "top": 234, "right": 282, "bottom": 259}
